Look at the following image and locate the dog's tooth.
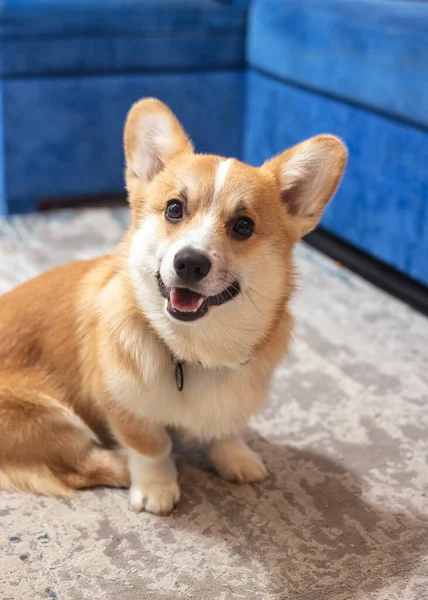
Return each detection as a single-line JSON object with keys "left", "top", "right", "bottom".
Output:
{"left": 181, "top": 305, "right": 199, "bottom": 313}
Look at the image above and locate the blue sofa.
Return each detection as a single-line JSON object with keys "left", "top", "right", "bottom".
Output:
{"left": 0, "top": 0, "right": 427, "bottom": 287}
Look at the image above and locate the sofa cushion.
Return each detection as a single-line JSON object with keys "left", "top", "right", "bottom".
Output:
{"left": 247, "top": 0, "right": 428, "bottom": 128}
{"left": 0, "top": 0, "right": 250, "bottom": 76}
{"left": 244, "top": 68, "right": 428, "bottom": 286}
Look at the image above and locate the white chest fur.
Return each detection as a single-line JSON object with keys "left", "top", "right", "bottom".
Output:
{"left": 97, "top": 272, "right": 275, "bottom": 441}
{"left": 102, "top": 336, "right": 269, "bottom": 441}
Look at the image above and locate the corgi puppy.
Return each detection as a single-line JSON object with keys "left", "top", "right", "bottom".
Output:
{"left": 0, "top": 99, "right": 347, "bottom": 515}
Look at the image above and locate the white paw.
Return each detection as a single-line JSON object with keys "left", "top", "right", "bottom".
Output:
{"left": 130, "top": 480, "right": 180, "bottom": 515}
{"left": 128, "top": 450, "right": 180, "bottom": 515}
{"left": 209, "top": 439, "right": 268, "bottom": 484}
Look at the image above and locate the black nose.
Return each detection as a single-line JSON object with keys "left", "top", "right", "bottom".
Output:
{"left": 174, "top": 247, "right": 212, "bottom": 284}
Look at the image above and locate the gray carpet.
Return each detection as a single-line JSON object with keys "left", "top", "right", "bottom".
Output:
{"left": 1, "top": 208, "right": 427, "bottom": 600}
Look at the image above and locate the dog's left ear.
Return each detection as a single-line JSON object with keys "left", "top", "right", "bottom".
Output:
{"left": 262, "top": 135, "right": 347, "bottom": 238}
{"left": 124, "top": 98, "right": 193, "bottom": 191}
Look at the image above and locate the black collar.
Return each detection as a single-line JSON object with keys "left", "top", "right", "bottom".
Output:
{"left": 171, "top": 356, "right": 250, "bottom": 392}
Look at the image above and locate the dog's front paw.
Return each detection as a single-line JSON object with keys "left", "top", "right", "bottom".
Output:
{"left": 128, "top": 451, "right": 180, "bottom": 515}
{"left": 130, "top": 479, "right": 180, "bottom": 516}
{"left": 209, "top": 439, "right": 268, "bottom": 484}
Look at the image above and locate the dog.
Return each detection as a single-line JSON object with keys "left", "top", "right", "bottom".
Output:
{"left": 0, "top": 98, "right": 347, "bottom": 515}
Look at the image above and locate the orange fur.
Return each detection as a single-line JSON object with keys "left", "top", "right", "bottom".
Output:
{"left": 0, "top": 98, "right": 347, "bottom": 513}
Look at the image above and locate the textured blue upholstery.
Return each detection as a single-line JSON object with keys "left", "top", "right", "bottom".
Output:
{"left": 1, "top": 70, "right": 245, "bottom": 214}
{"left": 0, "top": 0, "right": 250, "bottom": 75}
{"left": 248, "top": 0, "right": 428, "bottom": 128}
{"left": 244, "top": 69, "right": 428, "bottom": 285}
{"left": 244, "top": 0, "right": 428, "bottom": 285}
{"left": 0, "top": 0, "right": 249, "bottom": 216}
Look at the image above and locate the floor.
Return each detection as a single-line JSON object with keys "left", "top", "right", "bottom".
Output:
{"left": 1, "top": 208, "right": 427, "bottom": 600}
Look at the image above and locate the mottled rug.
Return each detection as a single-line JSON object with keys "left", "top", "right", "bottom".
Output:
{"left": 0, "top": 208, "right": 427, "bottom": 600}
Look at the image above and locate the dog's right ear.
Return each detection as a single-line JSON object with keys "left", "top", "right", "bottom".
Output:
{"left": 124, "top": 98, "right": 193, "bottom": 191}
{"left": 262, "top": 135, "right": 347, "bottom": 239}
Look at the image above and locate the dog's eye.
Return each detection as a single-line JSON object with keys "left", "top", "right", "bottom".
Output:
{"left": 232, "top": 217, "right": 254, "bottom": 239}
{"left": 165, "top": 200, "right": 183, "bottom": 221}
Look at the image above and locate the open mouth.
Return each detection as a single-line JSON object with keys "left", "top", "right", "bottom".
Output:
{"left": 157, "top": 275, "right": 240, "bottom": 322}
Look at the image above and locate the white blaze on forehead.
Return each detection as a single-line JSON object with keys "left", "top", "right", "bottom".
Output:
{"left": 213, "top": 158, "right": 233, "bottom": 201}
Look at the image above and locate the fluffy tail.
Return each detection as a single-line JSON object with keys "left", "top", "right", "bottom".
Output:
{"left": 0, "top": 381, "right": 129, "bottom": 496}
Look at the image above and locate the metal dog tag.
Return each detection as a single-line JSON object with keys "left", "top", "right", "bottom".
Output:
{"left": 175, "top": 362, "right": 184, "bottom": 392}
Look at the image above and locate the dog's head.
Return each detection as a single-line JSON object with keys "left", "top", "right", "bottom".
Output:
{"left": 124, "top": 99, "right": 347, "bottom": 366}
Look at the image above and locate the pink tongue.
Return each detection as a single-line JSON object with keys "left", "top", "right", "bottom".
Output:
{"left": 170, "top": 288, "right": 204, "bottom": 311}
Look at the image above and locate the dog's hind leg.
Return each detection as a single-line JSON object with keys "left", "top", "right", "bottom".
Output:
{"left": 0, "top": 372, "right": 130, "bottom": 496}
